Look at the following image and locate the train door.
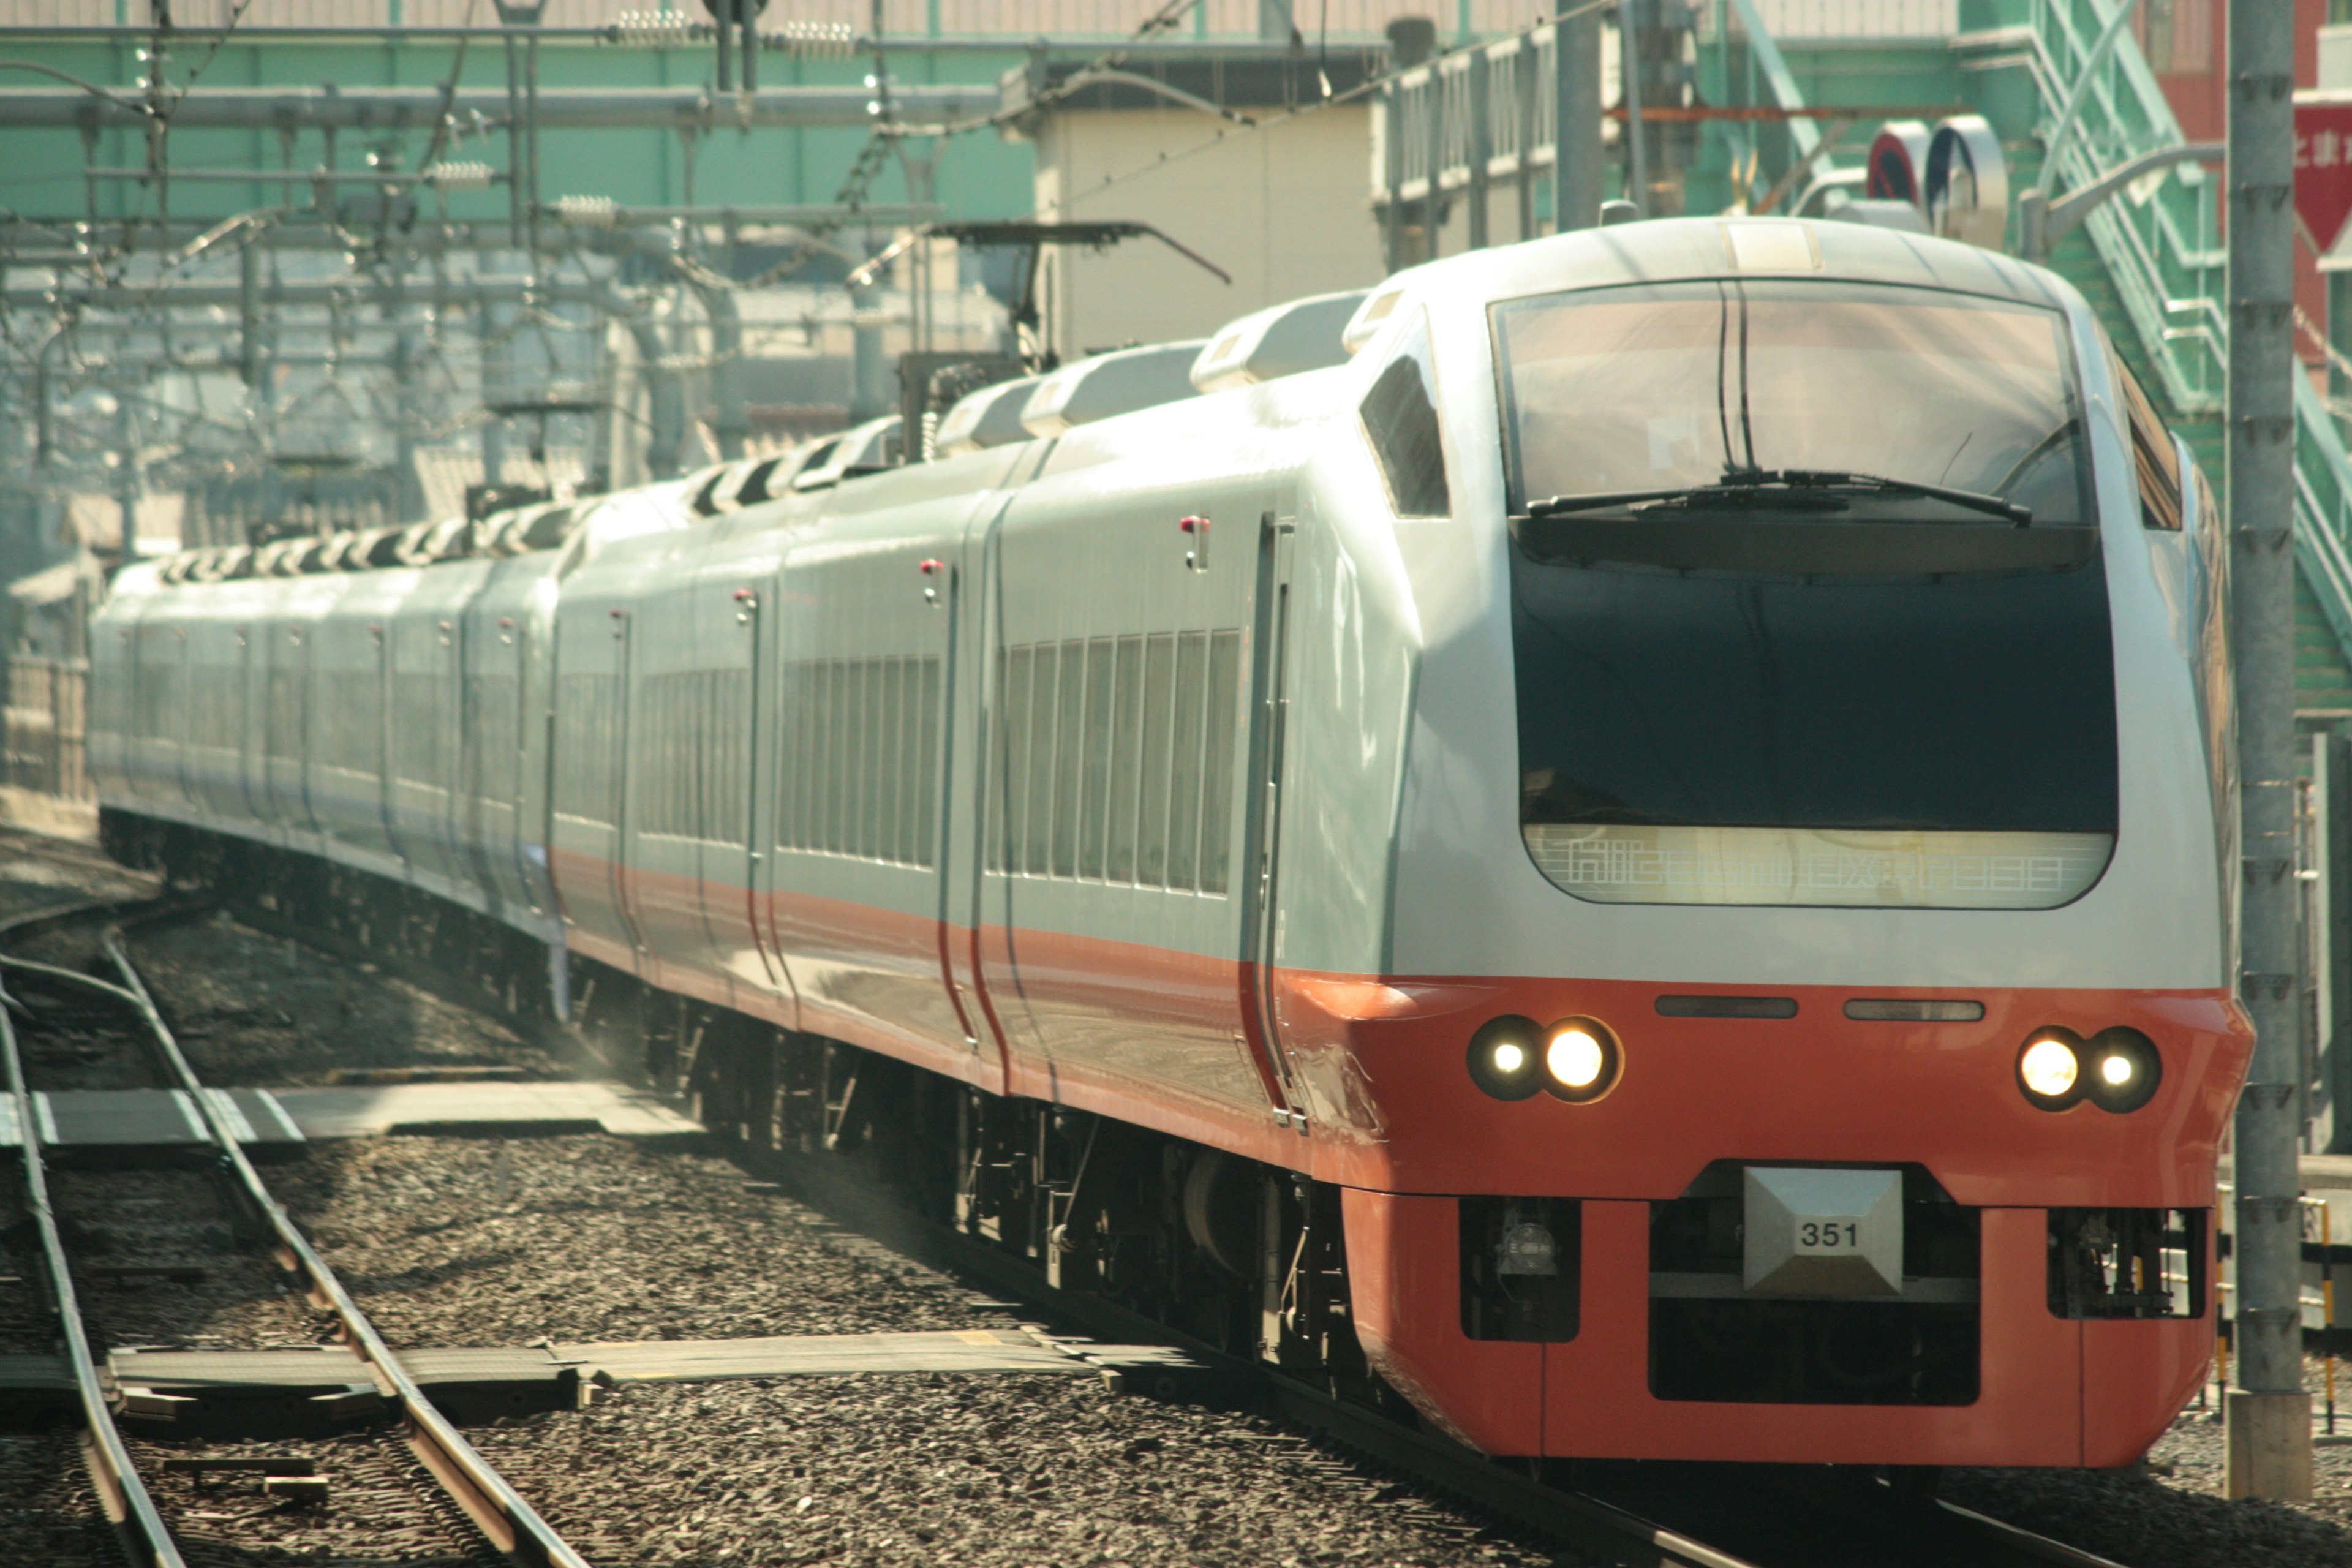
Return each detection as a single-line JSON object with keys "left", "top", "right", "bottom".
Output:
{"left": 980, "top": 473, "right": 1297, "bottom": 1133}
{"left": 764, "top": 499, "right": 976, "bottom": 1073}
{"left": 458, "top": 567, "right": 535, "bottom": 924}
{"left": 619, "top": 558, "right": 726, "bottom": 994}
{"left": 263, "top": 619, "right": 313, "bottom": 832}
{"left": 1239, "top": 513, "right": 1305, "bottom": 1118}
{"left": 311, "top": 573, "right": 399, "bottom": 862}
{"left": 681, "top": 523, "right": 790, "bottom": 1012}
{"left": 184, "top": 607, "right": 244, "bottom": 824}
{"left": 739, "top": 560, "right": 791, "bottom": 1008}
{"left": 386, "top": 573, "right": 469, "bottom": 894}
{"left": 130, "top": 620, "right": 190, "bottom": 814}
{"left": 941, "top": 488, "right": 1025, "bottom": 1087}
{"left": 232, "top": 614, "right": 260, "bottom": 826}
{"left": 546, "top": 590, "right": 643, "bottom": 972}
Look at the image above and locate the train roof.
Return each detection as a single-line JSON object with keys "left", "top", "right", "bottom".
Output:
{"left": 1352, "top": 217, "right": 2075, "bottom": 345}
{"left": 121, "top": 219, "right": 2082, "bottom": 598}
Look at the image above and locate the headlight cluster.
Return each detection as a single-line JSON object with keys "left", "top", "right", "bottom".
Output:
{"left": 1468, "top": 1014, "right": 1622, "bottom": 1104}
{"left": 2015, "top": 1026, "right": 2162, "bottom": 1113}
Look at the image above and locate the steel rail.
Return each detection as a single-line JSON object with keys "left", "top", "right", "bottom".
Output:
{"left": 91, "top": 925, "right": 595, "bottom": 1568}
{"left": 0, "top": 894, "right": 590, "bottom": 1568}
{"left": 1934, "top": 1500, "right": 2137, "bottom": 1568}
{"left": 0, "top": 963, "right": 185, "bottom": 1567}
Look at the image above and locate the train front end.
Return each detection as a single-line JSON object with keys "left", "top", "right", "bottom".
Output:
{"left": 1292, "top": 219, "right": 2252, "bottom": 1468}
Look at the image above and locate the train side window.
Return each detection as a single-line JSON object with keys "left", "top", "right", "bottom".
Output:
{"left": 991, "top": 630, "right": 1245, "bottom": 893}
{"left": 1360, "top": 312, "right": 1452, "bottom": 518}
{"left": 775, "top": 655, "right": 938, "bottom": 867}
{"left": 2111, "top": 351, "right": 2182, "bottom": 531}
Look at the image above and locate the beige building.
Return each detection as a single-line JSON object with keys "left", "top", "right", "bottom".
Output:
{"left": 1011, "top": 47, "right": 1396, "bottom": 359}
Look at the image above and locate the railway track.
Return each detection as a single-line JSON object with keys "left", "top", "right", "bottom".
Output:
{"left": 0, "top": 897, "right": 590, "bottom": 1568}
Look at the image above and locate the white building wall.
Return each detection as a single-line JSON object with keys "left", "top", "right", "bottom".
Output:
{"left": 1031, "top": 103, "right": 1387, "bottom": 357}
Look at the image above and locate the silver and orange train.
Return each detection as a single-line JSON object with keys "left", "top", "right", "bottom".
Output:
{"left": 93, "top": 216, "right": 2250, "bottom": 1471}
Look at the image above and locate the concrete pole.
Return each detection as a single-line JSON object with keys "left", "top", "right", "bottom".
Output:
{"left": 481, "top": 306, "right": 508, "bottom": 491}
{"left": 238, "top": 240, "right": 264, "bottom": 388}
{"left": 1618, "top": 0, "right": 1648, "bottom": 217}
{"left": 849, "top": 252, "right": 890, "bottom": 426}
{"left": 2225, "top": 0, "right": 2313, "bottom": 1504}
{"left": 1552, "top": 1, "right": 1603, "bottom": 232}
{"left": 392, "top": 331, "right": 426, "bottom": 522}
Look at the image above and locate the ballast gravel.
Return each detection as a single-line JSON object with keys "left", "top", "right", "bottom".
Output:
{"left": 270, "top": 1134, "right": 984, "bottom": 1347}
{"left": 130, "top": 908, "right": 565, "bottom": 1085}
{"left": 1948, "top": 1366, "right": 2352, "bottom": 1567}
{"left": 478, "top": 1376, "right": 1545, "bottom": 1568}
{"left": 259, "top": 1134, "right": 1567, "bottom": 1566}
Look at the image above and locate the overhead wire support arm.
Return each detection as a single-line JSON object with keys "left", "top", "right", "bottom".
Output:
{"left": 2018, "top": 141, "right": 2223, "bottom": 262}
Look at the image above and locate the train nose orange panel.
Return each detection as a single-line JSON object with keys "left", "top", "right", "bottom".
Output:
{"left": 1336, "top": 1190, "right": 2211, "bottom": 1468}
{"left": 1340, "top": 1188, "right": 1543, "bottom": 1455}
{"left": 1543, "top": 1204, "right": 2084, "bottom": 1465}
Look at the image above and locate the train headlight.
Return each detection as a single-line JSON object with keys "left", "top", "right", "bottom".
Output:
{"left": 2017, "top": 1031, "right": 2086, "bottom": 1109}
{"left": 1466, "top": 1016, "right": 1544, "bottom": 1101}
{"left": 1541, "top": 1016, "right": 1622, "bottom": 1104}
{"left": 2084, "top": 1027, "right": 2162, "bottom": 1114}
{"left": 1548, "top": 1028, "right": 1604, "bottom": 1089}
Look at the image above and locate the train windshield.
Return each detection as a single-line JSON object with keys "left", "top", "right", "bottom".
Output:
{"left": 1494, "top": 279, "right": 2090, "bottom": 521}
{"left": 1493, "top": 279, "right": 2116, "bottom": 910}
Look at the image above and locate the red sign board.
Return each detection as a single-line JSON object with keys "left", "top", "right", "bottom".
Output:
{"left": 2297, "top": 101, "right": 2352, "bottom": 252}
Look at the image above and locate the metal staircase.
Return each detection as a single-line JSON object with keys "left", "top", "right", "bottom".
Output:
{"left": 1736, "top": 0, "right": 2352, "bottom": 698}
{"left": 1979, "top": 0, "right": 2352, "bottom": 696}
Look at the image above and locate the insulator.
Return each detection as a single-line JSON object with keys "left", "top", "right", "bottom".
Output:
{"left": 426, "top": 161, "right": 495, "bottom": 190}
{"left": 611, "top": 10, "right": 701, "bottom": 47}
{"left": 763, "top": 20, "right": 856, "bottom": 59}
{"left": 554, "top": 194, "right": 619, "bottom": 227}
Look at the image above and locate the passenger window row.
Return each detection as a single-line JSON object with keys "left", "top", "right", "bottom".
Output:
{"left": 636, "top": 668, "right": 750, "bottom": 845}
{"left": 988, "top": 630, "right": 1243, "bottom": 897}
{"left": 775, "top": 655, "right": 941, "bottom": 869}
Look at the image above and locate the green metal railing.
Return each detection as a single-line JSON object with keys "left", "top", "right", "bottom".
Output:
{"left": 2012, "top": 0, "right": 2352, "bottom": 655}
{"left": 1735, "top": 0, "right": 2352, "bottom": 658}
{"left": 2014, "top": 0, "right": 2228, "bottom": 414}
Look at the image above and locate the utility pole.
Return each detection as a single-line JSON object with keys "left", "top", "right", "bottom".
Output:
{"left": 2226, "top": 0, "right": 2313, "bottom": 1504}
{"left": 1552, "top": 0, "right": 1603, "bottom": 232}
{"left": 1618, "top": 0, "right": 1646, "bottom": 217}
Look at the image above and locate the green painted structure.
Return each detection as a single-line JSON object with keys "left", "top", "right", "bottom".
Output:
{"left": 0, "top": 36, "right": 1038, "bottom": 224}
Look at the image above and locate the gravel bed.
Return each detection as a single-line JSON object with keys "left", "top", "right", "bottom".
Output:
{"left": 0, "top": 1432, "right": 118, "bottom": 1567}
{"left": 132, "top": 910, "right": 565, "bottom": 1087}
{"left": 0, "top": 827, "right": 153, "bottom": 919}
{"left": 476, "top": 1376, "right": 1555, "bottom": 1568}
{"left": 274, "top": 1135, "right": 982, "bottom": 1348}
{"left": 1950, "top": 1363, "right": 2352, "bottom": 1566}
{"left": 129, "top": 1430, "right": 497, "bottom": 1568}
{"left": 50, "top": 1167, "right": 318, "bottom": 1352}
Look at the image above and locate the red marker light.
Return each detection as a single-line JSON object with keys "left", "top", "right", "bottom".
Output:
{"left": 919, "top": 559, "right": 944, "bottom": 575}
{"left": 1179, "top": 515, "right": 1207, "bottom": 533}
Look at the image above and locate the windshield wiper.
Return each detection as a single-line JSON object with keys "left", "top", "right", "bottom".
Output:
{"left": 1528, "top": 469, "right": 2034, "bottom": 527}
